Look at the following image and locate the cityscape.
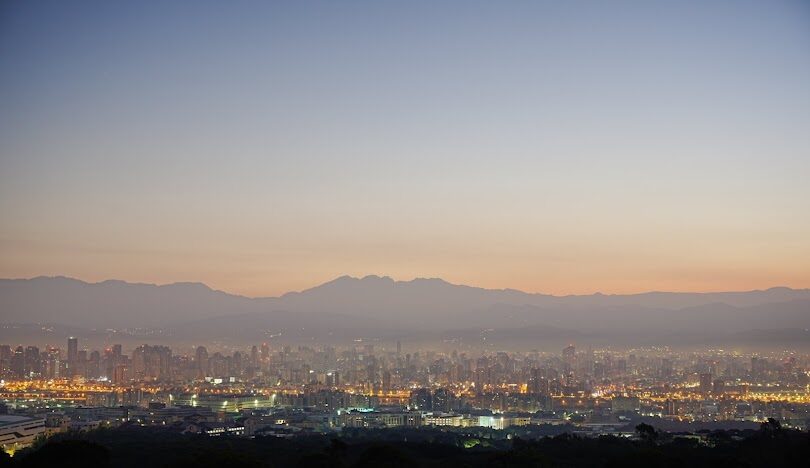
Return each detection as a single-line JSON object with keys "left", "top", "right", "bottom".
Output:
{"left": 2, "top": 0, "right": 809, "bottom": 466}
{"left": 2, "top": 335, "right": 809, "bottom": 454}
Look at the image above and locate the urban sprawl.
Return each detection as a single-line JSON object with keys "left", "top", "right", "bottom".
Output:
{"left": 1, "top": 338, "right": 809, "bottom": 455}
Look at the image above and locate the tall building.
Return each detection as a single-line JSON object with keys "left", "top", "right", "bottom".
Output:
{"left": 260, "top": 343, "right": 270, "bottom": 364}
{"left": 562, "top": 344, "right": 576, "bottom": 370}
{"left": 195, "top": 346, "right": 209, "bottom": 378}
{"left": 699, "top": 373, "right": 713, "bottom": 395}
{"left": 24, "top": 346, "right": 40, "bottom": 378}
{"left": 43, "top": 348, "right": 60, "bottom": 379}
{"left": 231, "top": 351, "right": 243, "bottom": 376}
{"left": 433, "top": 388, "right": 452, "bottom": 412}
{"left": 67, "top": 336, "right": 78, "bottom": 377}
{"left": 410, "top": 388, "right": 432, "bottom": 411}
{"left": 751, "top": 357, "right": 766, "bottom": 379}
{"left": 660, "top": 359, "right": 673, "bottom": 378}
{"left": 113, "top": 364, "right": 128, "bottom": 385}
{"left": 0, "top": 345, "right": 11, "bottom": 379}
{"left": 250, "top": 345, "right": 259, "bottom": 369}
{"left": 208, "top": 352, "right": 229, "bottom": 378}
{"left": 10, "top": 347, "right": 24, "bottom": 379}
{"left": 67, "top": 337, "right": 78, "bottom": 363}
{"left": 528, "top": 368, "right": 549, "bottom": 395}
{"left": 132, "top": 345, "right": 172, "bottom": 381}
{"left": 664, "top": 399, "right": 676, "bottom": 416}
{"left": 382, "top": 370, "right": 392, "bottom": 393}
{"left": 88, "top": 350, "right": 101, "bottom": 379}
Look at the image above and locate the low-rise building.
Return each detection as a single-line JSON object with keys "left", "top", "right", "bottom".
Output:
{"left": 423, "top": 413, "right": 463, "bottom": 427}
{"left": 0, "top": 415, "right": 47, "bottom": 453}
{"left": 339, "top": 410, "right": 421, "bottom": 428}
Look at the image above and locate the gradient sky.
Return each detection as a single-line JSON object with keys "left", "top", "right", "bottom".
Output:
{"left": 1, "top": 0, "right": 809, "bottom": 297}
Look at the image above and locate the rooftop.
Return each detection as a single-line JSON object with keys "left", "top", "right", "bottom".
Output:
{"left": 0, "top": 415, "right": 41, "bottom": 427}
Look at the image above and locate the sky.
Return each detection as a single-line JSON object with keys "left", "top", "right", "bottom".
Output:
{"left": 1, "top": 0, "right": 809, "bottom": 297}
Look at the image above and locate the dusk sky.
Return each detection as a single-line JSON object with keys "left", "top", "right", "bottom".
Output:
{"left": 1, "top": 0, "right": 809, "bottom": 297}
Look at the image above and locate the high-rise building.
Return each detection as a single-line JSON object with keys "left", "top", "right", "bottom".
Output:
{"left": 0, "top": 345, "right": 11, "bottom": 379}
{"left": 699, "top": 373, "right": 713, "bottom": 394}
{"left": 195, "top": 346, "right": 209, "bottom": 378}
{"left": 11, "top": 346, "right": 25, "bottom": 379}
{"left": 433, "top": 388, "right": 452, "bottom": 412}
{"left": 43, "top": 348, "right": 60, "bottom": 379}
{"left": 231, "top": 351, "right": 243, "bottom": 376}
{"left": 528, "top": 368, "right": 549, "bottom": 395}
{"left": 250, "top": 346, "right": 259, "bottom": 369}
{"left": 260, "top": 343, "right": 270, "bottom": 366}
{"left": 24, "top": 346, "right": 40, "bottom": 378}
{"left": 382, "top": 370, "right": 392, "bottom": 393}
{"left": 562, "top": 345, "right": 576, "bottom": 370}
{"left": 660, "top": 359, "right": 673, "bottom": 378}
{"left": 132, "top": 345, "right": 172, "bottom": 381}
{"left": 113, "top": 364, "right": 128, "bottom": 385}
{"left": 751, "top": 357, "right": 766, "bottom": 379}
{"left": 88, "top": 350, "right": 101, "bottom": 379}
{"left": 104, "top": 345, "right": 122, "bottom": 379}
{"left": 410, "top": 388, "right": 432, "bottom": 411}
{"left": 67, "top": 337, "right": 78, "bottom": 377}
{"left": 67, "top": 337, "right": 78, "bottom": 363}
{"left": 208, "top": 352, "right": 229, "bottom": 378}
{"left": 664, "top": 399, "right": 676, "bottom": 416}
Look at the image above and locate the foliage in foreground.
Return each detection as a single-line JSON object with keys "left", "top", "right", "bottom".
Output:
{"left": 3, "top": 422, "right": 808, "bottom": 468}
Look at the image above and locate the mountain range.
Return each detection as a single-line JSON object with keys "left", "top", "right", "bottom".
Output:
{"left": 1, "top": 275, "right": 809, "bottom": 348}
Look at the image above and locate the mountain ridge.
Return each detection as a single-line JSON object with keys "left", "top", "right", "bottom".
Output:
{"left": 1, "top": 276, "right": 809, "bottom": 335}
{"left": 5, "top": 274, "right": 807, "bottom": 301}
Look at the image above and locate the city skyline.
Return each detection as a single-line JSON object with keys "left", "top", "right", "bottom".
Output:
{"left": 3, "top": 331, "right": 808, "bottom": 464}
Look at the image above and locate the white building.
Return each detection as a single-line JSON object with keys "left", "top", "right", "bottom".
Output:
{"left": 423, "top": 413, "right": 463, "bottom": 427}
{"left": 0, "top": 415, "right": 47, "bottom": 453}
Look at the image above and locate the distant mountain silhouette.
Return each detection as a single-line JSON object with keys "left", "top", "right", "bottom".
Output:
{"left": 0, "top": 276, "right": 258, "bottom": 328}
{"left": 1, "top": 276, "right": 808, "bottom": 345}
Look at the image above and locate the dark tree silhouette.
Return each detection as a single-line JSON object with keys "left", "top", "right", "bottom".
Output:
{"left": 759, "top": 417, "right": 783, "bottom": 437}
{"left": 20, "top": 440, "right": 110, "bottom": 468}
{"left": 635, "top": 423, "right": 659, "bottom": 443}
